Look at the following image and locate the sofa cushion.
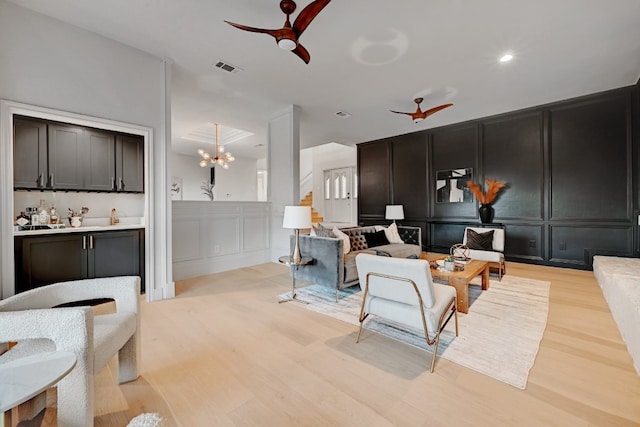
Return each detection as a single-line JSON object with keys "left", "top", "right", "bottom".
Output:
{"left": 375, "top": 223, "right": 404, "bottom": 244}
{"left": 349, "top": 234, "right": 368, "bottom": 251}
{"left": 363, "top": 230, "right": 390, "bottom": 248}
{"left": 332, "top": 227, "right": 351, "bottom": 254}
{"left": 466, "top": 229, "right": 495, "bottom": 250}
{"left": 312, "top": 223, "right": 335, "bottom": 238}
{"left": 343, "top": 249, "right": 376, "bottom": 283}
{"left": 373, "top": 243, "right": 421, "bottom": 259}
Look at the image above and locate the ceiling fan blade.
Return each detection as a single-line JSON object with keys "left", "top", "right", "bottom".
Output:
{"left": 390, "top": 110, "right": 413, "bottom": 116}
{"left": 292, "top": 43, "right": 311, "bottom": 63}
{"left": 224, "top": 21, "right": 281, "bottom": 39}
{"left": 293, "top": 0, "right": 331, "bottom": 36}
{"left": 423, "top": 103, "right": 453, "bottom": 118}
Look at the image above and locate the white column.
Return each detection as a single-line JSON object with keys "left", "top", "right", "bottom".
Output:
{"left": 268, "top": 105, "right": 301, "bottom": 260}
{"left": 150, "top": 58, "right": 175, "bottom": 300}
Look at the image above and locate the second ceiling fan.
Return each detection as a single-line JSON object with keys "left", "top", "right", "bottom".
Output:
{"left": 225, "top": 0, "right": 331, "bottom": 64}
{"left": 391, "top": 98, "right": 453, "bottom": 123}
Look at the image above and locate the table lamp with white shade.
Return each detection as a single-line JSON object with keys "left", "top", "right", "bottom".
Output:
{"left": 283, "top": 205, "right": 312, "bottom": 264}
{"left": 385, "top": 205, "right": 404, "bottom": 224}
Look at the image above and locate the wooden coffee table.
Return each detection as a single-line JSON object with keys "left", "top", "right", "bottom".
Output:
{"left": 429, "top": 259, "right": 490, "bottom": 314}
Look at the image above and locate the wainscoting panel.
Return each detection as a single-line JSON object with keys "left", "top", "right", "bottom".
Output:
{"left": 503, "top": 224, "right": 545, "bottom": 262}
{"left": 391, "top": 133, "right": 428, "bottom": 218}
{"left": 357, "top": 140, "right": 390, "bottom": 217}
{"left": 430, "top": 222, "right": 469, "bottom": 253}
{"left": 172, "top": 201, "right": 272, "bottom": 280}
{"left": 549, "top": 90, "right": 632, "bottom": 221}
{"left": 482, "top": 112, "right": 544, "bottom": 221}
{"left": 550, "top": 225, "right": 634, "bottom": 267}
{"left": 431, "top": 125, "right": 478, "bottom": 220}
{"left": 243, "top": 213, "right": 270, "bottom": 252}
{"left": 172, "top": 218, "right": 201, "bottom": 262}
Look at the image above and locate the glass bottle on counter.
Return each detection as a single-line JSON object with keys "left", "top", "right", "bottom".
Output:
{"left": 50, "top": 205, "right": 58, "bottom": 224}
{"left": 38, "top": 199, "right": 50, "bottom": 225}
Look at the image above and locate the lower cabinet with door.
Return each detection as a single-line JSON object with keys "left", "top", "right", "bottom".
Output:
{"left": 14, "top": 229, "right": 145, "bottom": 294}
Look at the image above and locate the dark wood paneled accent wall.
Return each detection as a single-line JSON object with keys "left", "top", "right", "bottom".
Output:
{"left": 357, "top": 84, "right": 640, "bottom": 269}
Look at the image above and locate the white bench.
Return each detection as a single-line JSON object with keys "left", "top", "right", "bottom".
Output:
{"left": 593, "top": 256, "right": 640, "bottom": 375}
{"left": 0, "top": 276, "right": 140, "bottom": 427}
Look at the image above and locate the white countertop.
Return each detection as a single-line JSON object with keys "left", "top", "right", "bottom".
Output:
{"left": 13, "top": 220, "right": 145, "bottom": 236}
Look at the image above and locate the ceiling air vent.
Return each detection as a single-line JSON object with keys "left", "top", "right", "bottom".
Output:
{"left": 214, "top": 60, "right": 243, "bottom": 74}
{"left": 335, "top": 111, "right": 351, "bottom": 118}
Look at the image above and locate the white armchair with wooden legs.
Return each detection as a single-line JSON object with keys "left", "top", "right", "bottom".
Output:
{"left": 354, "top": 253, "right": 458, "bottom": 372}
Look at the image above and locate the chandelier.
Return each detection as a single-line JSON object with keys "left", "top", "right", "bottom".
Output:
{"left": 198, "top": 123, "right": 235, "bottom": 169}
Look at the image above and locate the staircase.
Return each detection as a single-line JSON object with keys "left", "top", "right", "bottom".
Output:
{"left": 301, "top": 192, "right": 323, "bottom": 224}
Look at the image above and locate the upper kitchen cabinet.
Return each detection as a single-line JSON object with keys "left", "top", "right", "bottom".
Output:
{"left": 48, "top": 123, "right": 84, "bottom": 190}
{"left": 116, "top": 134, "right": 144, "bottom": 192}
{"left": 84, "top": 128, "right": 116, "bottom": 191}
{"left": 13, "top": 115, "right": 144, "bottom": 193}
{"left": 13, "top": 117, "right": 48, "bottom": 189}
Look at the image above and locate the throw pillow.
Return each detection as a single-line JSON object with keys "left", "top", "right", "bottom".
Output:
{"left": 332, "top": 227, "right": 350, "bottom": 254}
{"left": 374, "top": 223, "right": 403, "bottom": 244}
{"left": 312, "top": 223, "right": 335, "bottom": 238}
{"left": 363, "top": 230, "right": 390, "bottom": 248}
{"left": 349, "top": 234, "right": 368, "bottom": 251}
{"left": 466, "top": 229, "right": 495, "bottom": 251}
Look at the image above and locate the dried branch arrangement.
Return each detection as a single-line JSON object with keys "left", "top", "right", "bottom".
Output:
{"left": 467, "top": 179, "right": 506, "bottom": 204}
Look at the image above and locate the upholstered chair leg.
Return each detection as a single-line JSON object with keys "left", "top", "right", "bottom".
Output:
{"left": 118, "top": 333, "right": 139, "bottom": 384}
{"left": 57, "top": 361, "right": 94, "bottom": 427}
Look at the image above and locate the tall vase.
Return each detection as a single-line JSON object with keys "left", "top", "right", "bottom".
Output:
{"left": 479, "top": 204, "right": 494, "bottom": 224}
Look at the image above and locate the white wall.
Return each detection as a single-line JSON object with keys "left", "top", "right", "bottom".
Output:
{"left": 172, "top": 152, "right": 260, "bottom": 201}
{"left": 0, "top": 1, "right": 171, "bottom": 299}
{"left": 171, "top": 152, "right": 210, "bottom": 200}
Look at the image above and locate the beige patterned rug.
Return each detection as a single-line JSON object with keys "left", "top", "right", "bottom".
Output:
{"left": 281, "top": 275, "right": 550, "bottom": 389}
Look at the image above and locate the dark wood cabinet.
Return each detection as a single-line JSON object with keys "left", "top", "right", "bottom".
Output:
{"left": 48, "top": 123, "right": 84, "bottom": 190}
{"left": 116, "top": 134, "right": 144, "bottom": 192}
{"left": 13, "top": 115, "right": 144, "bottom": 193}
{"left": 15, "top": 229, "right": 144, "bottom": 294}
{"left": 84, "top": 128, "right": 116, "bottom": 191}
{"left": 13, "top": 117, "right": 48, "bottom": 189}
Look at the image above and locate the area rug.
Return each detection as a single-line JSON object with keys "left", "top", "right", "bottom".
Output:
{"left": 280, "top": 275, "right": 550, "bottom": 389}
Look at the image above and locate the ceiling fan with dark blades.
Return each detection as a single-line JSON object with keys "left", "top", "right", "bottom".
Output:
{"left": 391, "top": 97, "right": 453, "bottom": 123}
{"left": 224, "top": 0, "right": 331, "bottom": 64}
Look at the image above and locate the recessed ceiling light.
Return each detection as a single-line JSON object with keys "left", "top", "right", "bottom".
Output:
{"left": 499, "top": 53, "right": 513, "bottom": 63}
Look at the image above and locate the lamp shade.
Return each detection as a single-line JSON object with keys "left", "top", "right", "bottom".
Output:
{"left": 385, "top": 205, "right": 404, "bottom": 220}
{"left": 282, "top": 206, "right": 312, "bottom": 229}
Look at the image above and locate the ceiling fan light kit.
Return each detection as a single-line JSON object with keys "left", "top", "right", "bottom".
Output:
{"left": 225, "top": 0, "right": 331, "bottom": 63}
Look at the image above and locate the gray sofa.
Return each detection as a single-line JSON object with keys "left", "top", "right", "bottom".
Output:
{"left": 291, "top": 225, "right": 422, "bottom": 300}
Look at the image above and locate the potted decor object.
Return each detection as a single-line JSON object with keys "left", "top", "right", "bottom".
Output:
{"left": 467, "top": 179, "right": 506, "bottom": 224}
{"left": 68, "top": 207, "right": 89, "bottom": 228}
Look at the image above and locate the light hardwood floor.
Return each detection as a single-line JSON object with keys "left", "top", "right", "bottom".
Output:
{"left": 47, "top": 257, "right": 640, "bottom": 426}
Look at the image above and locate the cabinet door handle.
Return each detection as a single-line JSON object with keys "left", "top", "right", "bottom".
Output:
{"left": 89, "top": 235, "right": 94, "bottom": 249}
{"left": 82, "top": 235, "right": 87, "bottom": 250}
{"left": 37, "top": 173, "right": 44, "bottom": 187}
{"left": 48, "top": 173, "right": 53, "bottom": 187}
{"left": 111, "top": 176, "right": 116, "bottom": 191}
{"left": 118, "top": 177, "right": 124, "bottom": 191}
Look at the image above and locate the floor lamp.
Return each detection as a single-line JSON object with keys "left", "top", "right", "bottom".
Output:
{"left": 385, "top": 205, "right": 404, "bottom": 224}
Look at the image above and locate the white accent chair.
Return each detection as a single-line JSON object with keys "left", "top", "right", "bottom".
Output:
{"left": 0, "top": 276, "right": 141, "bottom": 427}
{"left": 462, "top": 226, "right": 506, "bottom": 279}
{"left": 354, "top": 253, "right": 458, "bottom": 372}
